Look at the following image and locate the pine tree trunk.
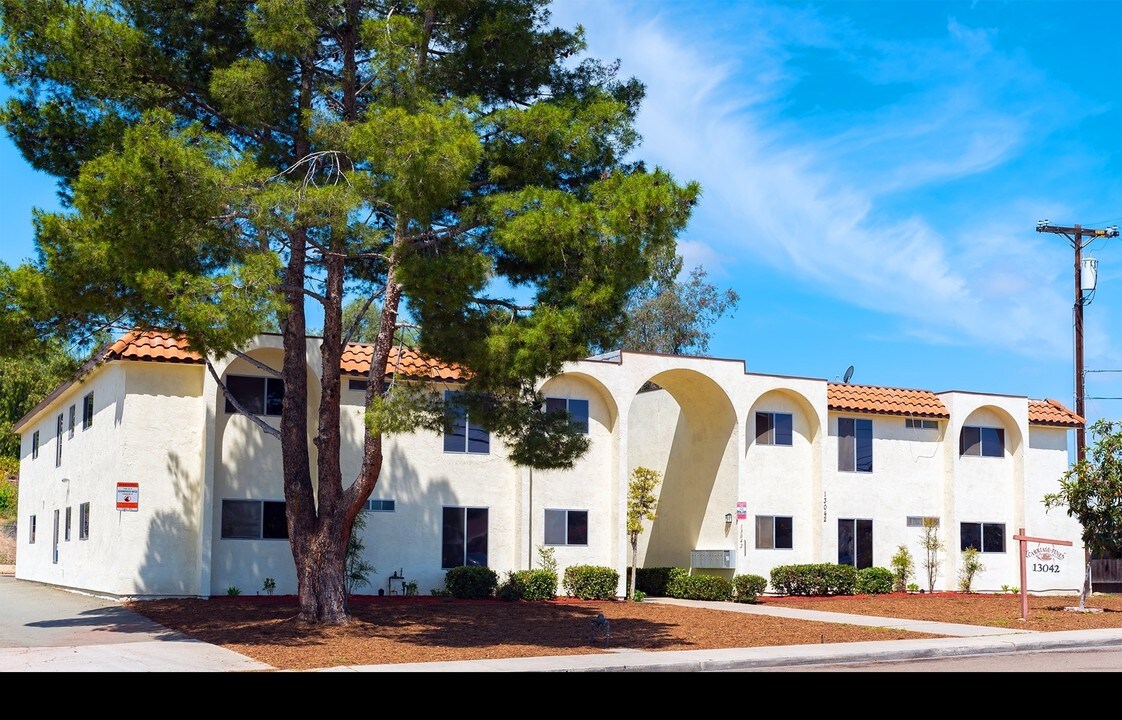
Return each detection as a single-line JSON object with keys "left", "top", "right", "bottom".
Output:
{"left": 295, "top": 525, "right": 349, "bottom": 624}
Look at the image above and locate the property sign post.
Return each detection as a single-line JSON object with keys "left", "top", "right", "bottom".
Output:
{"left": 1013, "top": 528, "right": 1072, "bottom": 621}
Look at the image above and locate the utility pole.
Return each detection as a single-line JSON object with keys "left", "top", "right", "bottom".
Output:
{"left": 1036, "top": 221, "right": 1119, "bottom": 462}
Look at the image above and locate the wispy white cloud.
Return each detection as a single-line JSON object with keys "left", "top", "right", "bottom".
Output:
{"left": 553, "top": 0, "right": 1096, "bottom": 362}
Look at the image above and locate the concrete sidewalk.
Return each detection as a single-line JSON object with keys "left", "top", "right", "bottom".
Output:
{"left": 5, "top": 575, "right": 1122, "bottom": 672}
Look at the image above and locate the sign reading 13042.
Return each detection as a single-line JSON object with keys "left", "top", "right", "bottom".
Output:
{"left": 1027, "top": 545, "right": 1065, "bottom": 574}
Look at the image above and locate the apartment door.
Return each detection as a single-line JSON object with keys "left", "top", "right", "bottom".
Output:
{"left": 838, "top": 518, "right": 873, "bottom": 569}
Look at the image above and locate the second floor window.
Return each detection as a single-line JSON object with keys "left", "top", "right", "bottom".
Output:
{"left": 961, "top": 426, "right": 1004, "bottom": 457}
{"left": 545, "top": 397, "right": 590, "bottom": 434}
{"left": 755, "top": 412, "right": 793, "bottom": 446}
{"left": 838, "top": 417, "right": 873, "bottom": 473}
{"left": 224, "top": 375, "right": 284, "bottom": 416}
{"left": 443, "top": 391, "right": 490, "bottom": 454}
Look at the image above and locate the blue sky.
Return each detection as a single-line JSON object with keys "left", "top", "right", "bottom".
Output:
{"left": 2, "top": 1, "right": 1121, "bottom": 438}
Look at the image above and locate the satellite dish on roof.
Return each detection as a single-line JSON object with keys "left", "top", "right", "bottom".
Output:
{"left": 842, "top": 365, "right": 854, "bottom": 384}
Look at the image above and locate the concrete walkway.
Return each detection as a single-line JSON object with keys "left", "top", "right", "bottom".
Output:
{"left": 4, "top": 574, "right": 1122, "bottom": 672}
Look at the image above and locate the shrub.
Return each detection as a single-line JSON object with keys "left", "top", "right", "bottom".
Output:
{"left": 444, "top": 565, "right": 498, "bottom": 599}
{"left": 496, "top": 569, "right": 558, "bottom": 601}
{"left": 959, "top": 547, "right": 985, "bottom": 593}
{"left": 666, "top": 573, "right": 733, "bottom": 601}
{"left": 733, "top": 574, "right": 768, "bottom": 603}
{"left": 770, "top": 563, "right": 857, "bottom": 596}
{"left": 631, "top": 566, "right": 679, "bottom": 597}
{"left": 856, "top": 566, "right": 894, "bottom": 595}
{"left": 562, "top": 565, "right": 619, "bottom": 600}
{"left": 890, "top": 544, "right": 915, "bottom": 593}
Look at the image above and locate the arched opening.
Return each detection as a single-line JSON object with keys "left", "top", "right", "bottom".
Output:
{"left": 626, "top": 369, "right": 738, "bottom": 571}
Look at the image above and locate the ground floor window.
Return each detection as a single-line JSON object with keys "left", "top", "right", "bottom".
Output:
{"left": 29, "top": 514, "right": 36, "bottom": 543}
{"left": 64, "top": 507, "right": 71, "bottom": 541}
{"left": 442, "top": 506, "right": 488, "bottom": 568}
{"left": 755, "top": 515, "right": 793, "bottom": 549}
{"left": 960, "top": 522, "right": 1005, "bottom": 553}
{"left": 221, "top": 500, "right": 288, "bottom": 540}
{"left": 544, "top": 509, "right": 588, "bottom": 546}
{"left": 838, "top": 518, "right": 873, "bottom": 569}
{"left": 78, "top": 503, "right": 90, "bottom": 541}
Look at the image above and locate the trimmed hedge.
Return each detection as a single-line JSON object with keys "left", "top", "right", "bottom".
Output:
{"left": 562, "top": 565, "right": 619, "bottom": 600}
{"left": 497, "top": 569, "right": 558, "bottom": 601}
{"left": 444, "top": 565, "right": 498, "bottom": 599}
{"left": 667, "top": 571, "right": 734, "bottom": 601}
{"left": 770, "top": 563, "right": 857, "bottom": 596}
{"left": 630, "top": 567, "right": 678, "bottom": 597}
{"left": 855, "top": 566, "right": 894, "bottom": 595}
{"left": 733, "top": 573, "right": 768, "bottom": 603}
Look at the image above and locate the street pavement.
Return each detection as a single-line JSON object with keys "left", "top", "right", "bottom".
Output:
{"left": 4, "top": 572, "right": 1122, "bottom": 672}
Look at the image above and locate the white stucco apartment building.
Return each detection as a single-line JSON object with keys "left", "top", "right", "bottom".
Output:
{"left": 13, "top": 331, "right": 1086, "bottom": 600}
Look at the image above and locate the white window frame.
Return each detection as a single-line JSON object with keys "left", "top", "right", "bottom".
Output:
{"left": 220, "top": 499, "right": 289, "bottom": 540}
{"left": 755, "top": 411, "right": 793, "bottom": 446}
{"left": 443, "top": 391, "right": 490, "bottom": 454}
{"left": 363, "top": 498, "right": 396, "bottom": 512}
{"left": 223, "top": 375, "right": 284, "bottom": 417}
{"left": 960, "top": 426, "right": 1005, "bottom": 458}
{"left": 544, "top": 508, "right": 589, "bottom": 546}
{"left": 78, "top": 503, "right": 90, "bottom": 541}
{"left": 755, "top": 515, "right": 794, "bottom": 549}
{"left": 82, "top": 392, "right": 94, "bottom": 430}
{"left": 544, "top": 397, "right": 590, "bottom": 434}
{"left": 55, "top": 413, "right": 64, "bottom": 467}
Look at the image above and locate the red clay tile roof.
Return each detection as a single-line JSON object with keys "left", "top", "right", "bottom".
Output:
{"left": 341, "top": 343, "right": 467, "bottom": 382}
{"left": 105, "top": 330, "right": 204, "bottom": 364}
{"left": 1028, "top": 399, "right": 1084, "bottom": 427}
{"left": 105, "top": 330, "right": 466, "bottom": 382}
{"left": 828, "top": 382, "right": 949, "bottom": 418}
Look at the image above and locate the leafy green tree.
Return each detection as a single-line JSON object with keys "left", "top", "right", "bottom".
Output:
{"left": 0, "top": 1, "right": 698, "bottom": 624}
{"left": 0, "top": 340, "right": 84, "bottom": 467}
{"left": 614, "top": 249, "right": 739, "bottom": 355}
{"left": 627, "top": 466, "right": 661, "bottom": 601}
{"left": 1044, "top": 418, "right": 1122, "bottom": 609}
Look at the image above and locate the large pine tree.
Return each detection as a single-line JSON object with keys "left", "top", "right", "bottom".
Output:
{"left": 0, "top": 0, "right": 699, "bottom": 624}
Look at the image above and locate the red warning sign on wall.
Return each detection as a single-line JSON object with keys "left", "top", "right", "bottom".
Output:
{"left": 117, "top": 482, "right": 139, "bottom": 511}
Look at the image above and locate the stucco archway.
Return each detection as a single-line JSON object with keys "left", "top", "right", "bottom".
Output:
{"left": 626, "top": 369, "right": 738, "bottom": 570}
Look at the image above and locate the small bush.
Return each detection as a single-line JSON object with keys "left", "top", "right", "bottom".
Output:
{"left": 733, "top": 574, "right": 768, "bottom": 603}
{"left": 496, "top": 569, "right": 558, "bottom": 601}
{"left": 631, "top": 567, "right": 679, "bottom": 597}
{"left": 856, "top": 566, "right": 894, "bottom": 595}
{"left": 444, "top": 565, "right": 498, "bottom": 599}
{"left": 770, "top": 563, "right": 857, "bottom": 596}
{"left": 890, "top": 544, "right": 915, "bottom": 593}
{"left": 562, "top": 565, "right": 619, "bottom": 600}
{"left": 959, "top": 547, "right": 985, "bottom": 593}
{"left": 667, "top": 572, "right": 733, "bottom": 601}
{"left": 226, "top": 586, "right": 241, "bottom": 596}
